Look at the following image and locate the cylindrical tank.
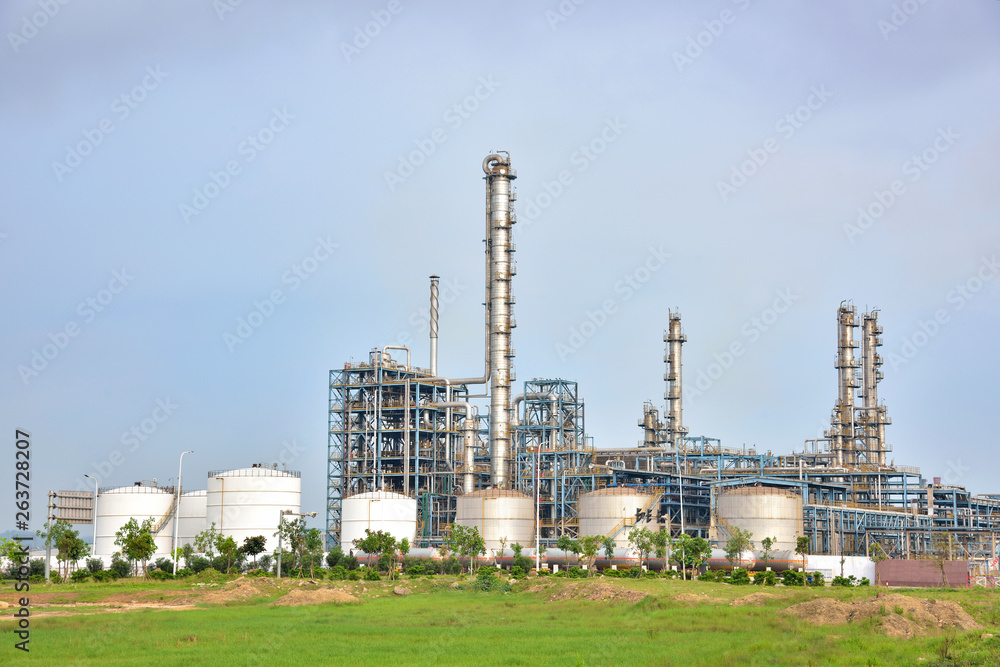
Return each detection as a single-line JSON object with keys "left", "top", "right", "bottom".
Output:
{"left": 578, "top": 487, "right": 656, "bottom": 547}
{"left": 455, "top": 488, "right": 533, "bottom": 551}
{"left": 716, "top": 486, "right": 803, "bottom": 552}
{"left": 341, "top": 491, "right": 417, "bottom": 552}
{"left": 176, "top": 489, "right": 207, "bottom": 549}
{"left": 206, "top": 467, "right": 301, "bottom": 552}
{"left": 95, "top": 483, "right": 174, "bottom": 556}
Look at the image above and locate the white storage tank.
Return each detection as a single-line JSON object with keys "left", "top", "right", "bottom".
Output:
{"left": 175, "top": 489, "right": 207, "bottom": 549}
{"left": 455, "top": 488, "right": 533, "bottom": 551}
{"left": 716, "top": 485, "right": 803, "bottom": 552}
{"left": 578, "top": 487, "right": 656, "bottom": 547}
{"left": 95, "top": 483, "right": 175, "bottom": 556}
{"left": 206, "top": 466, "right": 301, "bottom": 552}
{"left": 341, "top": 491, "right": 417, "bottom": 552}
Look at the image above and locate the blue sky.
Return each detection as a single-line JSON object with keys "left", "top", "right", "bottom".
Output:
{"left": 2, "top": 1, "right": 999, "bottom": 538}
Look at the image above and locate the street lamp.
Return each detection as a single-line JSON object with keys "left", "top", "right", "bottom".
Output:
{"left": 84, "top": 475, "right": 99, "bottom": 558}
{"left": 172, "top": 451, "right": 194, "bottom": 576}
{"left": 276, "top": 509, "right": 317, "bottom": 579}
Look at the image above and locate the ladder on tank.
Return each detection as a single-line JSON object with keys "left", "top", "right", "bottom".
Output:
{"left": 603, "top": 488, "right": 664, "bottom": 543}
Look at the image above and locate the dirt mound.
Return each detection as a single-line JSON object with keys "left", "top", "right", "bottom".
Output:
{"left": 272, "top": 588, "right": 359, "bottom": 607}
{"left": 731, "top": 592, "right": 779, "bottom": 607}
{"left": 201, "top": 578, "right": 279, "bottom": 605}
{"left": 546, "top": 582, "right": 648, "bottom": 603}
{"left": 784, "top": 594, "right": 981, "bottom": 637}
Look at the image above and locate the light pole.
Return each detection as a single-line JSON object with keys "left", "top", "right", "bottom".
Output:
{"left": 84, "top": 475, "right": 99, "bottom": 559}
{"left": 277, "top": 509, "right": 317, "bottom": 579}
{"left": 172, "top": 451, "right": 194, "bottom": 576}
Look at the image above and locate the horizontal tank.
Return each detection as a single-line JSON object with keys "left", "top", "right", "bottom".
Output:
{"left": 206, "top": 467, "right": 301, "bottom": 553}
{"left": 455, "top": 488, "right": 533, "bottom": 551}
{"left": 341, "top": 491, "right": 417, "bottom": 552}
{"left": 176, "top": 489, "right": 207, "bottom": 549}
{"left": 716, "top": 485, "right": 803, "bottom": 552}
{"left": 95, "top": 483, "right": 174, "bottom": 556}
{"left": 578, "top": 487, "right": 657, "bottom": 547}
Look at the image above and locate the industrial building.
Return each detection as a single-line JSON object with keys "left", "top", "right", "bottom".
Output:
{"left": 327, "top": 152, "right": 1000, "bottom": 579}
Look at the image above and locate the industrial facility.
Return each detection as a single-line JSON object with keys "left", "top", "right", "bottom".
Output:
{"left": 326, "top": 152, "right": 1000, "bottom": 578}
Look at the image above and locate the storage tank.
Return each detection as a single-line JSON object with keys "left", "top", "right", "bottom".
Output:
{"left": 175, "top": 489, "right": 207, "bottom": 549}
{"left": 455, "top": 488, "right": 533, "bottom": 551}
{"left": 95, "top": 483, "right": 174, "bottom": 556}
{"left": 341, "top": 491, "right": 417, "bottom": 552}
{"left": 578, "top": 487, "right": 657, "bottom": 547}
{"left": 716, "top": 486, "right": 803, "bottom": 552}
{"left": 206, "top": 467, "right": 301, "bottom": 552}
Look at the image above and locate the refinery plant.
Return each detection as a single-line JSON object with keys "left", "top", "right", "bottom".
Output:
{"left": 325, "top": 152, "right": 1000, "bottom": 577}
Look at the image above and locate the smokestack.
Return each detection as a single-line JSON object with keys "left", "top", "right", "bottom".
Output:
{"left": 483, "top": 153, "right": 516, "bottom": 487}
{"left": 831, "top": 303, "right": 859, "bottom": 467}
{"left": 861, "top": 310, "right": 889, "bottom": 466}
{"left": 429, "top": 275, "right": 440, "bottom": 376}
{"left": 664, "top": 310, "right": 687, "bottom": 448}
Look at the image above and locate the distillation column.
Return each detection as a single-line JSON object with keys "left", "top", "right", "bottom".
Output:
{"left": 830, "top": 304, "right": 860, "bottom": 467}
{"left": 483, "top": 153, "right": 517, "bottom": 487}
{"left": 860, "top": 311, "right": 889, "bottom": 466}
{"left": 664, "top": 310, "right": 687, "bottom": 448}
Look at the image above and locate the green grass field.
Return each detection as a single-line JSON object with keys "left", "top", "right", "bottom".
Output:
{"left": 3, "top": 576, "right": 999, "bottom": 666}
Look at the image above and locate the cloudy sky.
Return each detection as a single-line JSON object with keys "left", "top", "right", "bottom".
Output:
{"left": 2, "top": 1, "right": 998, "bottom": 539}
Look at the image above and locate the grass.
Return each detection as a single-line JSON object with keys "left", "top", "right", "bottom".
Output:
{"left": 3, "top": 576, "right": 999, "bottom": 665}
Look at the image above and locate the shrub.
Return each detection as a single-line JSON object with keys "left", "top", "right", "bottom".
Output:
{"left": 859, "top": 577, "right": 870, "bottom": 587}
{"left": 553, "top": 570, "right": 567, "bottom": 578}
{"left": 258, "top": 554, "right": 274, "bottom": 573}
{"left": 189, "top": 556, "right": 211, "bottom": 574}
{"left": 782, "top": 570, "right": 805, "bottom": 586}
{"left": 628, "top": 567, "right": 643, "bottom": 579}
{"left": 347, "top": 569, "right": 361, "bottom": 581}
{"left": 70, "top": 569, "right": 91, "bottom": 583}
{"left": 175, "top": 568, "right": 194, "bottom": 578}
{"left": 154, "top": 557, "right": 173, "bottom": 572}
{"left": 406, "top": 564, "right": 426, "bottom": 577}
{"left": 536, "top": 568, "right": 551, "bottom": 577}
{"left": 662, "top": 569, "right": 678, "bottom": 579}
{"left": 29, "top": 559, "right": 46, "bottom": 577}
{"left": 729, "top": 568, "right": 751, "bottom": 585}
{"left": 325, "top": 547, "right": 345, "bottom": 569}
{"left": 698, "top": 570, "right": 719, "bottom": 582}
{"left": 753, "top": 571, "right": 777, "bottom": 586}
{"left": 50, "top": 573, "right": 64, "bottom": 584}
{"left": 809, "top": 571, "right": 825, "bottom": 587}
{"left": 110, "top": 554, "right": 132, "bottom": 578}
{"left": 330, "top": 565, "right": 347, "bottom": 581}
{"left": 362, "top": 567, "right": 381, "bottom": 581}
{"left": 92, "top": 570, "right": 117, "bottom": 582}
{"left": 86, "top": 558, "right": 104, "bottom": 573}
{"left": 512, "top": 555, "right": 533, "bottom": 573}
{"left": 475, "top": 568, "right": 511, "bottom": 593}
{"left": 568, "top": 567, "right": 587, "bottom": 579}
{"left": 148, "top": 570, "right": 174, "bottom": 581}
{"left": 245, "top": 568, "right": 267, "bottom": 578}
{"left": 29, "top": 574, "right": 44, "bottom": 583}
{"left": 510, "top": 566, "right": 525, "bottom": 579}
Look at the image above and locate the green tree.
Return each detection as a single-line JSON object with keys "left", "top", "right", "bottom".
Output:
{"left": 651, "top": 529, "right": 669, "bottom": 573}
{"left": 795, "top": 536, "right": 810, "bottom": 573}
{"left": 869, "top": 540, "right": 888, "bottom": 587}
{"left": 216, "top": 535, "right": 239, "bottom": 574}
{"left": 556, "top": 534, "right": 581, "bottom": 567}
{"left": 57, "top": 526, "right": 90, "bottom": 578}
{"left": 242, "top": 535, "right": 267, "bottom": 568}
{"left": 627, "top": 527, "right": 655, "bottom": 570}
{"left": 114, "top": 517, "right": 157, "bottom": 578}
{"left": 760, "top": 536, "right": 777, "bottom": 572}
{"left": 353, "top": 529, "right": 399, "bottom": 580}
{"left": 304, "top": 528, "right": 324, "bottom": 579}
{"left": 577, "top": 535, "right": 603, "bottom": 576}
{"left": 445, "top": 525, "right": 487, "bottom": 575}
{"left": 182, "top": 543, "right": 195, "bottom": 568}
{"left": 36, "top": 519, "right": 71, "bottom": 579}
{"left": 275, "top": 517, "right": 309, "bottom": 577}
{"left": 670, "top": 533, "right": 711, "bottom": 579}
{"left": 724, "top": 528, "right": 754, "bottom": 569}
{"left": 195, "top": 522, "right": 220, "bottom": 560}
{"left": 602, "top": 536, "right": 615, "bottom": 562}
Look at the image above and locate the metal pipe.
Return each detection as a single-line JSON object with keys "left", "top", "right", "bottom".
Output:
{"left": 512, "top": 392, "right": 556, "bottom": 426}
{"left": 484, "top": 152, "right": 516, "bottom": 487}
{"left": 172, "top": 450, "right": 193, "bottom": 575}
{"left": 381, "top": 344, "right": 410, "bottom": 371}
{"left": 433, "top": 400, "right": 477, "bottom": 494}
{"left": 404, "top": 378, "right": 410, "bottom": 496}
{"left": 429, "top": 276, "right": 439, "bottom": 376}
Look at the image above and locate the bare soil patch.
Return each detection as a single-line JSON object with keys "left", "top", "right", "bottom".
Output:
{"left": 544, "top": 581, "right": 649, "bottom": 603}
{"left": 783, "top": 593, "right": 981, "bottom": 637}
{"left": 730, "top": 592, "right": 780, "bottom": 607}
{"left": 271, "top": 588, "right": 360, "bottom": 607}
{"left": 672, "top": 593, "right": 722, "bottom": 604}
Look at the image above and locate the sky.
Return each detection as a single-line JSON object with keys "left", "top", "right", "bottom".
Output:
{"left": 2, "top": 1, "right": 999, "bottom": 540}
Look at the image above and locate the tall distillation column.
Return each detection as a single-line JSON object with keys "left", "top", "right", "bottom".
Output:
{"left": 829, "top": 303, "right": 860, "bottom": 467}
{"left": 483, "top": 153, "right": 517, "bottom": 487}
{"left": 664, "top": 310, "right": 688, "bottom": 448}
{"left": 860, "top": 310, "right": 889, "bottom": 466}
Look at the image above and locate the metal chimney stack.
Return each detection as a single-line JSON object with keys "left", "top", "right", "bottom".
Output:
{"left": 861, "top": 310, "right": 889, "bottom": 466}
{"left": 429, "top": 275, "right": 440, "bottom": 376}
{"left": 664, "top": 310, "right": 687, "bottom": 448}
{"left": 483, "top": 153, "right": 517, "bottom": 487}
{"left": 829, "top": 303, "right": 860, "bottom": 467}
